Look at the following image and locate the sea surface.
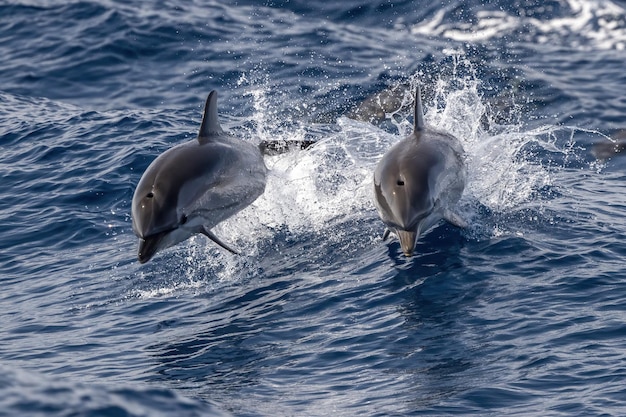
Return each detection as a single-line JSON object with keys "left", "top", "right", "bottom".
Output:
{"left": 2, "top": 0, "right": 626, "bottom": 416}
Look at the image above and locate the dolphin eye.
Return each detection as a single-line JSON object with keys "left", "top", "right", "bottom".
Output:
{"left": 146, "top": 192, "right": 154, "bottom": 198}
{"left": 180, "top": 214, "right": 187, "bottom": 225}
{"left": 397, "top": 179, "right": 405, "bottom": 186}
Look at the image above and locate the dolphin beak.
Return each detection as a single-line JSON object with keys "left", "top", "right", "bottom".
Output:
{"left": 137, "top": 235, "right": 162, "bottom": 264}
{"left": 396, "top": 230, "right": 417, "bottom": 257}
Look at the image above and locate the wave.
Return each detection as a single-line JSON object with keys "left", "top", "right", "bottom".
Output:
{"left": 0, "top": 364, "right": 230, "bottom": 417}
{"left": 409, "top": 0, "right": 626, "bottom": 51}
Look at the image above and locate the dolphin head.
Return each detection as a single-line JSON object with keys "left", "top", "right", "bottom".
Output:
{"left": 131, "top": 142, "right": 231, "bottom": 263}
{"left": 374, "top": 143, "right": 437, "bottom": 256}
{"left": 131, "top": 157, "right": 187, "bottom": 264}
{"left": 132, "top": 193, "right": 177, "bottom": 264}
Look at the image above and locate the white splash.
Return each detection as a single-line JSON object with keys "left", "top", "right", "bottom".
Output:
{"left": 171, "top": 61, "right": 604, "bottom": 274}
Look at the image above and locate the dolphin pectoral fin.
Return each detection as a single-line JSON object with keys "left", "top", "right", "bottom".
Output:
{"left": 443, "top": 210, "right": 467, "bottom": 228}
{"left": 201, "top": 226, "right": 240, "bottom": 255}
{"left": 382, "top": 228, "right": 391, "bottom": 241}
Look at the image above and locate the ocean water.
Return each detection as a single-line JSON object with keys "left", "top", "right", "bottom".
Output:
{"left": 2, "top": 0, "right": 626, "bottom": 416}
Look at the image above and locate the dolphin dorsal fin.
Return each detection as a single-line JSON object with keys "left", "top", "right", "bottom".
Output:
{"left": 413, "top": 85, "right": 425, "bottom": 132}
{"left": 198, "top": 90, "right": 224, "bottom": 144}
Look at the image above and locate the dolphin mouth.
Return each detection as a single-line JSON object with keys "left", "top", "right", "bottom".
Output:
{"left": 137, "top": 233, "right": 166, "bottom": 264}
{"left": 395, "top": 230, "right": 417, "bottom": 257}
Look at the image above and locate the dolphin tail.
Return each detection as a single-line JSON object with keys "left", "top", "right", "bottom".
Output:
{"left": 414, "top": 84, "right": 425, "bottom": 132}
{"left": 198, "top": 91, "right": 224, "bottom": 143}
{"left": 201, "top": 226, "right": 240, "bottom": 255}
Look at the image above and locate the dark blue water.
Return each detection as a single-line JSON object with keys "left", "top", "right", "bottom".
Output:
{"left": 2, "top": 1, "right": 626, "bottom": 415}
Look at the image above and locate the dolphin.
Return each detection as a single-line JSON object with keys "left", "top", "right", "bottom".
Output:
{"left": 592, "top": 129, "right": 626, "bottom": 160}
{"left": 373, "top": 85, "right": 467, "bottom": 257}
{"left": 131, "top": 91, "right": 267, "bottom": 264}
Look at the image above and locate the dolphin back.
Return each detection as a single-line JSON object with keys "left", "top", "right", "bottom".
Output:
{"left": 198, "top": 90, "right": 224, "bottom": 144}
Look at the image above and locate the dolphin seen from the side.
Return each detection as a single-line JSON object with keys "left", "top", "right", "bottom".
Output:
{"left": 131, "top": 91, "right": 267, "bottom": 264}
{"left": 592, "top": 129, "right": 626, "bottom": 160}
{"left": 373, "top": 84, "right": 467, "bottom": 257}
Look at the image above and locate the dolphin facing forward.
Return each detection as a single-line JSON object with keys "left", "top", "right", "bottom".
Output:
{"left": 131, "top": 91, "right": 267, "bottom": 263}
{"left": 373, "top": 85, "right": 466, "bottom": 257}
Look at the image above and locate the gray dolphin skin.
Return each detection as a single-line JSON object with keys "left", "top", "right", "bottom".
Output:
{"left": 131, "top": 91, "right": 267, "bottom": 263}
{"left": 373, "top": 85, "right": 467, "bottom": 257}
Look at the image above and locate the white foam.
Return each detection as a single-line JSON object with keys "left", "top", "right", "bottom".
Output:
{"left": 410, "top": 0, "right": 626, "bottom": 50}
{"left": 216, "top": 120, "right": 384, "bottom": 248}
